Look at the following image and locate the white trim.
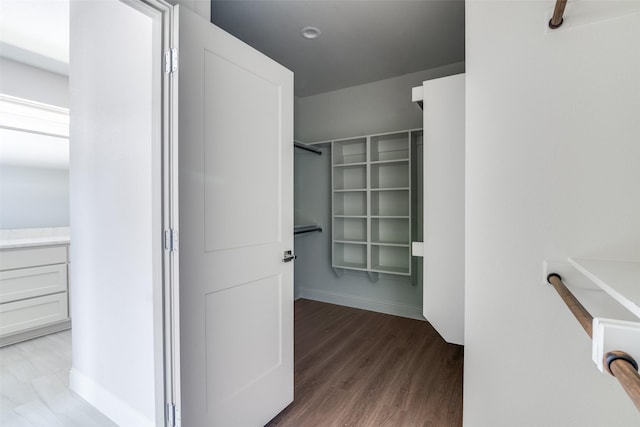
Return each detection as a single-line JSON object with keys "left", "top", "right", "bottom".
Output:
{"left": 70, "top": 368, "right": 155, "bottom": 427}
{"left": 0, "top": 94, "right": 69, "bottom": 137}
{"left": 299, "top": 287, "right": 424, "bottom": 320}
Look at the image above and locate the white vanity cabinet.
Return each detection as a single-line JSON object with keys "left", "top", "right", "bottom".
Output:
{"left": 0, "top": 243, "right": 71, "bottom": 346}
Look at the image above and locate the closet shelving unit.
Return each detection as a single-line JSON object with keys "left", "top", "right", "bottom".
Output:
{"left": 331, "top": 130, "right": 418, "bottom": 276}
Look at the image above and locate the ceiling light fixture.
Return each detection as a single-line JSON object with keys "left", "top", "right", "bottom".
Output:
{"left": 300, "top": 26, "right": 321, "bottom": 40}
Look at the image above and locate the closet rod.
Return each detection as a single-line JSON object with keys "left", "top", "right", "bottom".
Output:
{"left": 294, "top": 141, "right": 322, "bottom": 155}
{"left": 549, "top": 0, "right": 568, "bottom": 29}
{"left": 294, "top": 225, "right": 322, "bottom": 235}
{"left": 547, "top": 273, "right": 592, "bottom": 338}
{"left": 546, "top": 273, "right": 640, "bottom": 411}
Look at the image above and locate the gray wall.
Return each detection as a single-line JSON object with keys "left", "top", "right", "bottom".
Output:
{"left": 294, "top": 64, "right": 463, "bottom": 319}
{"left": 296, "top": 62, "right": 464, "bottom": 143}
{"left": 0, "top": 58, "right": 70, "bottom": 230}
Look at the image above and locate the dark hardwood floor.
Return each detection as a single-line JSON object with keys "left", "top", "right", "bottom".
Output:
{"left": 266, "top": 299, "right": 464, "bottom": 427}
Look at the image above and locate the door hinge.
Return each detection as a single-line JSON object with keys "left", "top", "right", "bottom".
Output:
{"left": 164, "top": 229, "right": 178, "bottom": 252}
{"left": 166, "top": 403, "right": 180, "bottom": 427}
{"left": 164, "top": 48, "right": 178, "bottom": 74}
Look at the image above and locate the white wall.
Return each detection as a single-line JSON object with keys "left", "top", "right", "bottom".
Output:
{"left": 422, "top": 74, "right": 465, "bottom": 345}
{"left": 0, "top": 165, "right": 68, "bottom": 229}
{"left": 297, "top": 62, "right": 465, "bottom": 143}
{"left": 465, "top": 2, "right": 640, "bottom": 425}
{"left": 69, "top": 1, "right": 160, "bottom": 426}
{"left": 0, "top": 58, "right": 70, "bottom": 229}
{"left": 0, "top": 57, "right": 69, "bottom": 108}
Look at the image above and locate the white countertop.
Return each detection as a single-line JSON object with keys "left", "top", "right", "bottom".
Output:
{"left": 0, "top": 228, "right": 70, "bottom": 250}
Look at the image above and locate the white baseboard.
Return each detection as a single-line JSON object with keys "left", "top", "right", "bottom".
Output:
{"left": 299, "top": 287, "right": 424, "bottom": 320}
{"left": 69, "top": 368, "right": 154, "bottom": 427}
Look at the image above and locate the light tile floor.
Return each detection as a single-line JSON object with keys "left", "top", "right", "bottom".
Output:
{"left": 0, "top": 331, "right": 117, "bottom": 427}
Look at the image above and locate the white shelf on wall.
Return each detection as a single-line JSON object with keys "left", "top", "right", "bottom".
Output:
{"left": 568, "top": 258, "right": 640, "bottom": 319}
{"left": 331, "top": 130, "right": 418, "bottom": 276}
{"left": 544, "top": 259, "right": 638, "bottom": 322}
{"left": 544, "top": 258, "right": 640, "bottom": 375}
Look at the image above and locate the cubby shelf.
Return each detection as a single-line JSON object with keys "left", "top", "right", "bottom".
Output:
{"left": 370, "top": 187, "right": 410, "bottom": 191}
{"left": 370, "top": 158, "right": 410, "bottom": 165}
{"left": 334, "top": 162, "right": 367, "bottom": 167}
{"left": 371, "top": 242, "right": 411, "bottom": 248}
{"left": 331, "top": 130, "right": 420, "bottom": 276}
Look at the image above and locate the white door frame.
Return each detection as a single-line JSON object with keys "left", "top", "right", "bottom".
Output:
{"left": 119, "top": 0, "right": 180, "bottom": 425}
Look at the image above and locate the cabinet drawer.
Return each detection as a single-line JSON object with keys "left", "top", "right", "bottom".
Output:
{"left": 0, "top": 293, "right": 68, "bottom": 337}
{"left": 0, "top": 264, "right": 68, "bottom": 303}
{"left": 0, "top": 246, "right": 67, "bottom": 271}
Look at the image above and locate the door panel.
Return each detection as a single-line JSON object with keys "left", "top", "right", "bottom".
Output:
{"left": 176, "top": 6, "right": 293, "bottom": 426}
{"left": 203, "top": 50, "right": 281, "bottom": 251}
{"left": 205, "top": 275, "right": 282, "bottom": 406}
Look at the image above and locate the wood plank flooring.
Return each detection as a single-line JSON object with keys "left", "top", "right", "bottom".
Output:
{"left": 0, "top": 300, "right": 463, "bottom": 427}
{"left": 267, "top": 299, "right": 464, "bottom": 427}
{"left": 0, "top": 330, "right": 117, "bottom": 427}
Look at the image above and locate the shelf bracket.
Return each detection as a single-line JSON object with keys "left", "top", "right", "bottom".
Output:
{"left": 593, "top": 318, "right": 640, "bottom": 374}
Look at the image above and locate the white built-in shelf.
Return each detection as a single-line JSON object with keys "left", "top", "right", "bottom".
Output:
{"left": 371, "top": 266, "right": 411, "bottom": 276}
{"left": 332, "top": 137, "right": 367, "bottom": 165}
{"left": 569, "top": 258, "right": 640, "bottom": 319}
{"left": 333, "top": 162, "right": 367, "bottom": 168}
{"left": 370, "top": 132, "right": 409, "bottom": 162}
{"left": 370, "top": 187, "right": 410, "bottom": 192}
{"left": 331, "top": 129, "right": 420, "bottom": 276}
{"left": 370, "top": 158, "right": 410, "bottom": 165}
{"left": 335, "top": 262, "right": 369, "bottom": 271}
{"left": 547, "top": 258, "right": 640, "bottom": 376}
{"left": 371, "top": 242, "right": 410, "bottom": 248}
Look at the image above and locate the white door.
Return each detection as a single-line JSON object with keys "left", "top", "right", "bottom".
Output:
{"left": 174, "top": 6, "right": 294, "bottom": 426}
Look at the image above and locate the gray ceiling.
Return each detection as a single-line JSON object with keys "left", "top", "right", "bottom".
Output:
{"left": 210, "top": 1, "right": 465, "bottom": 97}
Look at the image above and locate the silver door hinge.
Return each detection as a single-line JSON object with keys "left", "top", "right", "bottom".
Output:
{"left": 166, "top": 403, "right": 180, "bottom": 427}
{"left": 164, "top": 48, "right": 178, "bottom": 74}
{"left": 164, "top": 229, "right": 178, "bottom": 252}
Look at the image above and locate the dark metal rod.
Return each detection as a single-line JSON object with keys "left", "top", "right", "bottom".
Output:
{"left": 294, "top": 141, "right": 322, "bottom": 155}
{"left": 294, "top": 226, "right": 322, "bottom": 235}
